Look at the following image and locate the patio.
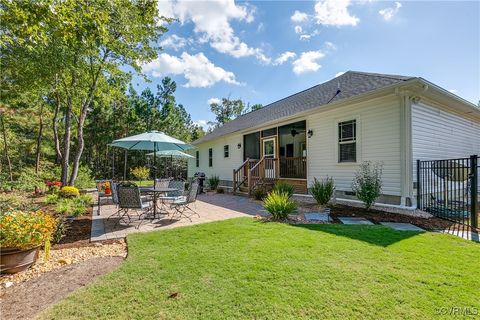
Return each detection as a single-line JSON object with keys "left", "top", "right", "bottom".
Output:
{"left": 91, "top": 193, "right": 265, "bottom": 241}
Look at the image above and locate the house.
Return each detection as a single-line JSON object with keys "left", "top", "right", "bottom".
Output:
{"left": 188, "top": 71, "right": 480, "bottom": 207}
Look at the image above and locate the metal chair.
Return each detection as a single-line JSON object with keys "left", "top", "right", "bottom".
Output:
{"left": 111, "top": 181, "right": 119, "bottom": 205}
{"left": 155, "top": 178, "right": 171, "bottom": 189}
{"left": 170, "top": 179, "right": 200, "bottom": 221}
{"left": 109, "top": 183, "right": 151, "bottom": 227}
{"left": 158, "top": 180, "right": 185, "bottom": 213}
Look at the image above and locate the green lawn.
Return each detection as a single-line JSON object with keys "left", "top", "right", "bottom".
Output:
{"left": 41, "top": 218, "right": 479, "bottom": 319}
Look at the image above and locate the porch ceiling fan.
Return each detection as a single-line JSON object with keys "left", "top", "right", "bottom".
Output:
{"left": 290, "top": 129, "right": 306, "bottom": 137}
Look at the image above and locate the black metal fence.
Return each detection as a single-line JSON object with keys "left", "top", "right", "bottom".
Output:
{"left": 417, "top": 155, "right": 478, "bottom": 229}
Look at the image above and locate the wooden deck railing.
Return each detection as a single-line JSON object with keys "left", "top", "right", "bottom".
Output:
{"left": 233, "top": 157, "right": 283, "bottom": 195}
{"left": 279, "top": 156, "right": 306, "bottom": 179}
{"left": 233, "top": 158, "right": 250, "bottom": 194}
{"left": 248, "top": 157, "right": 278, "bottom": 195}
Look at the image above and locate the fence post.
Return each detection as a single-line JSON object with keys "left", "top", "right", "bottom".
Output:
{"left": 416, "top": 159, "right": 421, "bottom": 210}
{"left": 470, "top": 155, "right": 478, "bottom": 229}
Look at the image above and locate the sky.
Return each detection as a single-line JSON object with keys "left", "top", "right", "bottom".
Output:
{"left": 134, "top": 0, "right": 480, "bottom": 129}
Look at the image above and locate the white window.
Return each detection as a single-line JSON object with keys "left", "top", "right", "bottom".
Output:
{"left": 338, "top": 120, "right": 356, "bottom": 163}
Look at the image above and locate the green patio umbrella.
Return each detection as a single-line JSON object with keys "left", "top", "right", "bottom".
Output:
{"left": 146, "top": 150, "right": 194, "bottom": 178}
{"left": 110, "top": 131, "right": 193, "bottom": 184}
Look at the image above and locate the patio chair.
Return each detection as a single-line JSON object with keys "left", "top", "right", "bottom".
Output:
{"left": 111, "top": 181, "right": 119, "bottom": 205}
{"left": 155, "top": 178, "right": 171, "bottom": 189}
{"left": 170, "top": 179, "right": 200, "bottom": 221}
{"left": 108, "top": 182, "right": 152, "bottom": 227}
{"left": 159, "top": 180, "right": 186, "bottom": 201}
{"left": 158, "top": 180, "right": 185, "bottom": 212}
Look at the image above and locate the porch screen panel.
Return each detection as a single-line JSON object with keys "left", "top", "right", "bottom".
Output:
{"left": 244, "top": 132, "right": 260, "bottom": 160}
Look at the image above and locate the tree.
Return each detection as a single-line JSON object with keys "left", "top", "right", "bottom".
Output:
{"left": 208, "top": 98, "right": 246, "bottom": 129}
{"left": 1, "top": 0, "right": 170, "bottom": 185}
{"left": 249, "top": 103, "right": 263, "bottom": 112}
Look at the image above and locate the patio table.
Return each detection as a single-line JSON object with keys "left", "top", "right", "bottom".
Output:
{"left": 139, "top": 187, "right": 177, "bottom": 219}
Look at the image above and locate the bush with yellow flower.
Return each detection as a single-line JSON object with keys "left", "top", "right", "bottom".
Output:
{"left": 0, "top": 211, "right": 57, "bottom": 252}
{"left": 59, "top": 186, "right": 80, "bottom": 198}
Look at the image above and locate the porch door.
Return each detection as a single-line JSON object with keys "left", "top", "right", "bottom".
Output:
{"left": 262, "top": 138, "right": 276, "bottom": 178}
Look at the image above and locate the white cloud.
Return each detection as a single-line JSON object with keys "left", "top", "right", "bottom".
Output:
{"left": 208, "top": 97, "right": 221, "bottom": 105}
{"left": 314, "top": 0, "right": 359, "bottom": 26}
{"left": 193, "top": 120, "right": 209, "bottom": 130}
{"left": 158, "top": 0, "right": 269, "bottom": 63}
{"left": 335, "top": 71, "right": 346, "bottom": 77}
{"left": 160, "top": 34, "right": 191, "bottom": 51}
{"left": 273, "top": 51, "right": 297, "bottom": 65}
{"left": 291, "top": 10, "right": 309, "bottom": 23}
{"left": 300, "top": 34, "right": 312, "bottom": 41}
{"left": 142, "top": 52, "right": 240, "bottom": 88}
{"left": 299, "top": 29, "right": 320, "bottom": 41}
{"left": 379, "top": 2, "right": 402, "bottom": 21}
{"left": 292, "top": 51, "right": 325, "bottom": 74}
{"left": 324, "top": 41, "right": 336, "bottom": 50}
{"left": 294, "top": 25, "right": 303, "bottom": 34}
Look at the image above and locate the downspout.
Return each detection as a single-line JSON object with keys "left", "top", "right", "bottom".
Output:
{"left": 398, "top": 90, "right": 414, "bottom": 207}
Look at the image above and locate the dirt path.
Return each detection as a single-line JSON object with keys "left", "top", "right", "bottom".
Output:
{"left": 0, "top": 256, "right": 123, "bottom": 320}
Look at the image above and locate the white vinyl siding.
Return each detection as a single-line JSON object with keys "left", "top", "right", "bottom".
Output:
{"left": 411, "top": 102, "right": 480, "bottom": 183}
{"left": 188, "top": 134, "right": 244, "bottom": 182}
{"left": 307, "top": 95, "right": 402, "bottom": 196}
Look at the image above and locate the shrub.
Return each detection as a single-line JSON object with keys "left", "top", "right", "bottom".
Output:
{"left": 216, "top": 187, "right": 225, "bottom": 194}
{"left": 352, "top": 161, "right": 383, "bottom": 210}
{"left": 252, "top": 187, "right": 268, "bottom": 200}
{"left": 130, "top": 166, "right": 150, "bottom": 181}
{"left": 13, "top": 167, "right": 44, "bottom": 192}
{"left": 0, "top": 210, "right": 57, "bottom": 250}
{"left": 54, "top": 199, "right": 73, "bottom": 215}
{"left": 263, "top": 191, "right": 297, "bottom": 220}
{"left": 54, "top": 195, "right": 91, "bottom": 217}
{"left": 45, "top": 180, "right": 62, "bottom": 193}
{"left": 310, "top": 177, "right": 335, "bottom": 206}
{"left": 77, "top": 194, "right": 93, "bottom": 206}
{"left": 60, "top": 186, "right": 80, "bottom": 198}
{"left": 45, "top": 193, "right": 60, "bottom": 204}
{"left": 208, "top": 175, "right": 220, "bottom": 190}
{"left": 0, "top": 192, "right": 39, "bottom": 212}
{"left": 0, "top": 173, "right": 14, "bottom": 191}
{"left": 52, "top": 218, "right": 67, "bottom": 243}
{"left": 272, "top": 181, "right": 295, "bottom": 198}
{"left": 74, "top": 166, "right": 95, "bottom": 189}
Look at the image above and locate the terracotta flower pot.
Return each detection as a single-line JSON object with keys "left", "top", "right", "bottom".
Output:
{"left": 0, "top": 246, "right": 40, "bottom": 274}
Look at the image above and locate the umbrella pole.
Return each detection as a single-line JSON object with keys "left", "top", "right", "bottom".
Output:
{"left": 153, "top": 142, "right": 157, "bottom": 188}
{"left": 123, "top": 150, "right": 128, "bottom": 181}
{"left": 111, "top": 146, "right": 115, "bottom": 179}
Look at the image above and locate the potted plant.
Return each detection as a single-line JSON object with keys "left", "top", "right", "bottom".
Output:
{"left": 0, "top": 210, "right": 57, "bottom": 274}
{"left": 207, "top": 175, "right": 220, "bottom": 193}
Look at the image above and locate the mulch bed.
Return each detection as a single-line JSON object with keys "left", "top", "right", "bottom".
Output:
{"left": 296, "top": 203, "right": 461, "bottom": 232}
{"left": 52, "top": 207, "right": 93, "bottom": 249}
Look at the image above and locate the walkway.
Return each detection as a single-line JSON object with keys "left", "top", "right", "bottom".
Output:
{"left": 91, "top": 193, "right": 265, "bottom": 241}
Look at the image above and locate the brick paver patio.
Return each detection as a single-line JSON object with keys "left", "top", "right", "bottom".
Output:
{"left": 91, "top": 193, "right": 265, "bottom": 241}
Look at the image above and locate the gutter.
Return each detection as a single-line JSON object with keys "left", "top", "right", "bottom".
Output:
{"left": 193, "top": 77, "right": 479, "bottom": 145}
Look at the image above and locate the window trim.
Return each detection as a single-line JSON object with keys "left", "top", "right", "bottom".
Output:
{"left": 224, "top": 145, "right": 229, "bottom": 158}
{"left": 208, "top": 148, "right": 213, "bottom": 167}
{"left": 335, "top": 117, "right": 360, "bottom": 164}
{"left": 195, "top": 150, "right": 199, "bottom": 167}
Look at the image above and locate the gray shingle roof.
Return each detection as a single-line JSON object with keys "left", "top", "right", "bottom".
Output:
{"left": 194, "top": 71, "right": 415, "bottom": 144}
